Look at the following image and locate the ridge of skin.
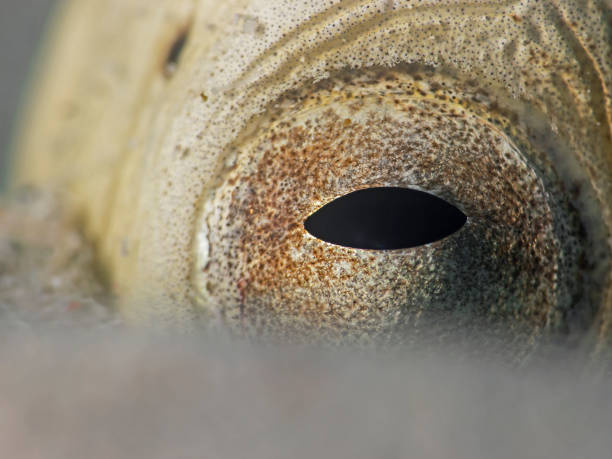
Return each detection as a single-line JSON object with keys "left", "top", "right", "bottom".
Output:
{"left": 11, "top": 0, "right": 612, "bottom": 346}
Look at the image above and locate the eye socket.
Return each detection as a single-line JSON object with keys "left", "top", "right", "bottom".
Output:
{"left": 303, "top": 187, "right": 467, "bottom": 250}
{"left": 194, "top": 67, "right": 610, "bottom": 351}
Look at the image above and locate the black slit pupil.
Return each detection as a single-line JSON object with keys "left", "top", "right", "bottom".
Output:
{"left": 303, "top": 187, "right": 466, "bottom": 250}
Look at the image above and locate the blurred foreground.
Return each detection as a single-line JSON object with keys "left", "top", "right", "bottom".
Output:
{"left": 0, "top": 328, "right": 611, "bottom": 459}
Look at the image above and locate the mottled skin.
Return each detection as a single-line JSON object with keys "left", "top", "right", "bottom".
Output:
{"left": 199, "top": 69, "right": 584, "bottom": 350}
{"left": 11, "top": 1, "right": 612, "bottom": 354}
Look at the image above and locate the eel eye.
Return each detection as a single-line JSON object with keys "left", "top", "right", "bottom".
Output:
{"left": 303, "top": 187, "right": 466, "bottom": 250}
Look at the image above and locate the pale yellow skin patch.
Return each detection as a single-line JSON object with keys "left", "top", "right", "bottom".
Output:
{"left": 12, "top": 0, "right": 612, "bottom": 345}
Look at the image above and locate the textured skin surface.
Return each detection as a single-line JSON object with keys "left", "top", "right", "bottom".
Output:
{"left": 12, "top": 1, "right": 612, "bottom": 352}
{"left": 198, "top": 69, "right": 582, "bottom": 348}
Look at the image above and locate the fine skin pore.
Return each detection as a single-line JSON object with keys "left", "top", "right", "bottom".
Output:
{"left": 11, "top": 0, "right": 612, "bottom": 357}
{"left": 2, "top": 1, "right": 612, "bottom": 458}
